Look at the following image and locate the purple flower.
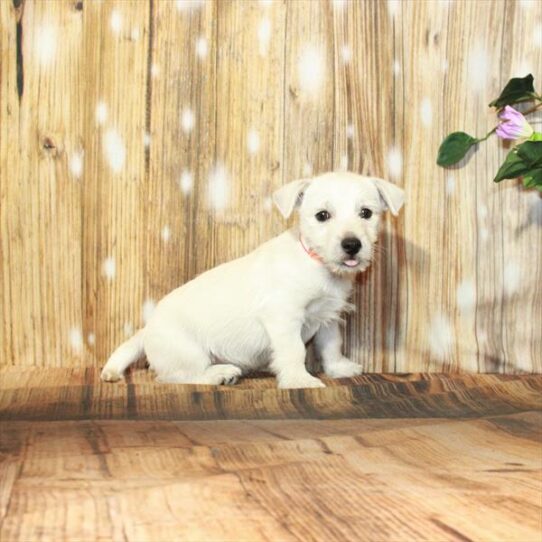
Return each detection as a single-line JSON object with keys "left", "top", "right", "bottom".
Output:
{"left": 496, "top": 105, "right": 534, "bottom": 140}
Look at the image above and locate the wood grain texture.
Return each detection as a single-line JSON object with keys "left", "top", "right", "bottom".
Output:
{"left": 332, "top": 1, "right": 399, "bottom": 372}
{"left": 1, "top": 0, "right": 85, "bottom": 367}
{"left": 0, "top": 368, "right": 540, "bottom": 421}
{"left": 82, "top": 0, "right": 150, "bottom": 367}
{"left": 0, "top": 373, "right": 541, "bottom": 541}
{"left": 1, "top": 0, "right": 541, "bottom": 371}
{"left": 147, "top": 0, "right": 217, "bottom": 287}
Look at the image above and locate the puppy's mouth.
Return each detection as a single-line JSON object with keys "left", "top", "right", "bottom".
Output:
{"left": 325, "top": 256, "right": 370, "bottom": 275}
{"left": 342, "top": 258, "right": 360, "bottom": 268}
{"left": 336, "top": 254, "right": 373, "bottom": 273}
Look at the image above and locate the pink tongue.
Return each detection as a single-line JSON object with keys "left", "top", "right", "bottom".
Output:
{"left": 344, "top": 260, "right": 358, "bottom": 267}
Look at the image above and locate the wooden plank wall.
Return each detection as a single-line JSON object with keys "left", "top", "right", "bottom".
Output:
{"left": 1, "top": 0, "right": 541, "bottom": 372}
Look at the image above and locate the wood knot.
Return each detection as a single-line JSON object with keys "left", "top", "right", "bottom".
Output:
{"left": 425, "top": 29, "right": 440, "bottom": 47}
{"left": 42, "top": 137, "right": 56, "bottom": 150}
{"left": 40, "top": 134, "right": 62, "bottom": 158}
{"left": 74, "top": 1, "right": 83, "bottom": 11}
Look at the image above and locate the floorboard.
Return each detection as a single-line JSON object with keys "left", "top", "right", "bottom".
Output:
{"left": 0, "top": 370, "right": 541, "bottom": 541}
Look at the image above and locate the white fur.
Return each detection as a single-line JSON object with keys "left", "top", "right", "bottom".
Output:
{"left": 101, "top": 172, "right": 404, "bottom": 388}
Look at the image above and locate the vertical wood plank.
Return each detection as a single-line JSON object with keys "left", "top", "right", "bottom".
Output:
{"left": 435, "top": 0, "right": 481, "bottom": 373}
{"left": 464, "top": 1, "right": 509, "bottom": 373}
{"left": 144, "top": 0, "right": 217, "bottom": 307}
{"left": 0, "top": 1, "right": 20, "bottom": 367}
{"left": 1, "top": 1, "right": 84, "bottom": 366}
{"left": 396, "top": 0, "right": 467, "bottom": 372}
{"left": 82, "top": 0, "right": 150, "bottom": 365}
{"left": 282, "top": 0, "right": 335, "bottom": 371}
{"left": 497, "top": 1, "right": 542, "bottom": 373}
{"left": 282, "top": 0, "right": 335, "bottom": 182}
{"left": 332, "top": 1, "right": 399, "bottom": 372}
{"left": 213, "top": 0, "right": 287, "bottom": 265}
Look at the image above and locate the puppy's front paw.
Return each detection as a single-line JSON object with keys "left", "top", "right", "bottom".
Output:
{"left": 278, "top": 373, "right": 326, "bottom": 389}
{"left": 101, "top": 368, "right": 122, "bottom": 382}
{"left": 324, "top": 357, "right": 362, "bottom": 379}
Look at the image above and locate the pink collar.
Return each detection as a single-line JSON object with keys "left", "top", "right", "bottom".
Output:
{"left": 299, "top": 235, "right": 323, "bottom": 263}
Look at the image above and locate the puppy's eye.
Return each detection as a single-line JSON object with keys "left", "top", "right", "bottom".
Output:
{"left": 315, "top": 210, "right": 331, "bottom": 222}
{"left": 359, "top": 208, "right": 373, "bottom": 219}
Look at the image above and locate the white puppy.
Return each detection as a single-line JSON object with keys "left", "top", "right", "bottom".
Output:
{"left": 101, "top": 172, "right": 404, "bottom": 388}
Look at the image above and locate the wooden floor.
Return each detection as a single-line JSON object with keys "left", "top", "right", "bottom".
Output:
{"left": 1, "top": 369, "right": 541, "bottom": 541}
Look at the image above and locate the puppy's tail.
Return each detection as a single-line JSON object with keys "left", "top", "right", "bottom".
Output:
{"left": 100, "top": 328, "right": 145, "bottom": 382}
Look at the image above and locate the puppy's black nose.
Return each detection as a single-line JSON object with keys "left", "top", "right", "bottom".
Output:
{"left": 341, "top": 237, "right": 362, "bottom": 256}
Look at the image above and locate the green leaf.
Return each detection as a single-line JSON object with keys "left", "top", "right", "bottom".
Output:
{"left": 522, "top": 168, "right": 542, "bottom": 188}
{"left": 489, "top": 74, "right": 536, "bottom": 108}
{"left": 516, "top": 140, "right": 542, "bottom": 168}
{"left": 493, "top": 149, "right": 530, "bottom": 182}
{"left": 529, "top": 132, "right": 542, "bottom": 142}
{"left": 436, "top": 132, "right": 478, "bottom": 167}
{"left": 494, "top": 141, "right": 542, "bottom": 183}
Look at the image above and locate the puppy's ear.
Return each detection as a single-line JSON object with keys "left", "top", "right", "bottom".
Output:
{"left": 372, "top": 177, "right": 404, "bottom": 216}
{"left": 272, "top": 178, "right": 310, "bottom": 219}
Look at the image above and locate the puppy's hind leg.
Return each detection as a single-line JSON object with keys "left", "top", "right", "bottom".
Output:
{"left": 201, "top": 364, "right": 243, "bottom": 386}
{"left": 145, "top": 328, "right": 241, "bottom": 385}
{"left": 101, "top": 329, "right": 145, "bottom": 382}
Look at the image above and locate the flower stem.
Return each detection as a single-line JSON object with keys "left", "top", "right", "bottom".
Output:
{"left": 477, "top": 126, "right": 497, "bottom": 143}
{"left": 523, "top": 102, "right": 542, "bottom": 116}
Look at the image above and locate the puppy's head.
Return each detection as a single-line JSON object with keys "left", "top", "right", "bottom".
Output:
{"left": 273, "top": 172, "right": 404, "bottom": 275}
